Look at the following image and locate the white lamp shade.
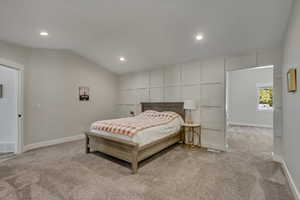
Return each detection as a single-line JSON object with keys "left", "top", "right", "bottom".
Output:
{"left": 184, "top": 100, "right": 196, "bottom": 110}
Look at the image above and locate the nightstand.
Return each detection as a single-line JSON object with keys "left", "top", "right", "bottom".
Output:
{"left": 182, "top": 123, "right": 201, "bottom": 148}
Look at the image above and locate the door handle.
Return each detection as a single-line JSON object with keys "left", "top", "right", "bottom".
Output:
{"left": 18, "top": 114, "right": 22, "bottom": 118}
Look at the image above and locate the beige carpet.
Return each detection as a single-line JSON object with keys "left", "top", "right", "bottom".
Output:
{"left": 0, "top": 153, "right": 15, "bottom": 163}
{"left": 0, "top": 126, "right": 293, "bottom": 200}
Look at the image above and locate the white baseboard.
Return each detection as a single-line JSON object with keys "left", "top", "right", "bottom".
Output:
{"left": 202, "top": 143, "right": 227, "bottom": 152}
{"left": 229, "top": 122, "right": 273, "bottom": 129}
{"left": 0, "top": 142, "right": 15, "bottom": 153}
{"left": 23, "top": 134, "right": 85, "bottom": 152}
{"left": 207, "top": 148, "right": 222, "bottom": 153}
{"left": 273, "top": 154, "right": 300, "bottom": 200}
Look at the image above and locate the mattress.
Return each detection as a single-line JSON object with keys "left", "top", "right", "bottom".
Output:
{"left": 90, "top": 116, "right": 184, "bottom": 146}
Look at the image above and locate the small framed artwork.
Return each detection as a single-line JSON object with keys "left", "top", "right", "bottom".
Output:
{"left": 79, "top": 86, "right": 90, "bottom": 101}
{"left": 287, "top": 68, "right": 297, "bottom": 93}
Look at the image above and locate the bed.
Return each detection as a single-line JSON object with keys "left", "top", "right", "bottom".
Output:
{"left": 85, "top": 102, "right": 185, "bottom": 174}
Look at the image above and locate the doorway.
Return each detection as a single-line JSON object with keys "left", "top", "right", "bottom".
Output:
{"left": 0, "top": 59, "right": 23, "bottom": 157}
{"left": 225, "top": 66, "right": 274, "bottom": 154}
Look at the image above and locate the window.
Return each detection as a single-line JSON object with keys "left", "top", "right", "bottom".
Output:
{"left": 257, "top": 84, "right": 273, "bottom": 111}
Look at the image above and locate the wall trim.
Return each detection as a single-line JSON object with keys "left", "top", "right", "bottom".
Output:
{"left": 0, "top": 58, "right": 24, "bottom": 70}
{"left": 23, "top": 134, "right": 85, "bottom": 152}
{"left": 273, "top": 154, "right": 300, "bottom": 200}
{"left": 202, "top": 143, "right": 227, "bottom": 152}
{"left": 229, "top": 122, "right": 273, "bottom": 128}
{"left": 0, "top": 142, "right": 16, "bottom": 153}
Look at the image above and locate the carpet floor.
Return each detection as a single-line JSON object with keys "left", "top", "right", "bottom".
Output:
{"left": 0, "top": 153, "right": 15, "bottom": 163}
{"left": 0, "top": 126, "right": 293, "bottom": 200}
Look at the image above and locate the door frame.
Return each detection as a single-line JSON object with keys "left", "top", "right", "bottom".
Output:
{"left": 0, "top": 58, "right": 24, "bottom": 154}
{"left": 225, "top": 65, "right": 274, "bottom": 152}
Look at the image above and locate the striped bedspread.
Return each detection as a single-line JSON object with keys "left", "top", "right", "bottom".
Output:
{"left": 90, "top": 110, "right": 179, "bottom": 137}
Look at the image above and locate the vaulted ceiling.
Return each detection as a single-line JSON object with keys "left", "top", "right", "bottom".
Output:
{"left": 0, "top": 0, "right": 293, "bottom": 73}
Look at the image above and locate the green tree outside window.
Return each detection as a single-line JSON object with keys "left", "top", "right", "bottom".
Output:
{"left": 258, "top": 87, "right": 273, "bottom": 108}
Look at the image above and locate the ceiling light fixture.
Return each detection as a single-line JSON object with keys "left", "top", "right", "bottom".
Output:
{"left": 195, "top": 34, "right": 203, "bottom": 41}
{"left": 120, "top": 57, "right": 126, "bottom": 62}
{"left": 40, "top": 31, "right": 49, "bottom": 36}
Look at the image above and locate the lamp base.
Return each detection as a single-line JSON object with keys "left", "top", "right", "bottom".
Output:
{"left": 185, "top": 110, "right": 193, "bottom": 124}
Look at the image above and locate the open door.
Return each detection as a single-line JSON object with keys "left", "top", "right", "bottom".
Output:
{"left": 0, "top": 59, "right": 23, "bottom": 155}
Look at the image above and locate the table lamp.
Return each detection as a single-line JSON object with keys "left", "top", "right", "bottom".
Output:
{"left": 184, "top": 100, "right": 196, "bottom": 124}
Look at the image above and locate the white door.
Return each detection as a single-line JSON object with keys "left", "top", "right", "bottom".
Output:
{"left": 0, "top": 65, "right": 18, "bottom": 153}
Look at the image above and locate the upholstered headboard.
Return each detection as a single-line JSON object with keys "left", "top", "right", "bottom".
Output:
{"left": 141, "top": 102, "right": 185, "bottom": 120}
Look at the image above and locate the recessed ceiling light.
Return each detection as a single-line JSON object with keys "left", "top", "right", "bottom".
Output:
{"left": 195, "top": 34, "right": 203, "bottom": 41}
{"left": 40, "top": 31, "right": 49, "bottom": 36}
{"left": 120, "top": 57, "right": 126, "bottom": 62}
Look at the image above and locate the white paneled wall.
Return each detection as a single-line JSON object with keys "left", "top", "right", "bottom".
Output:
{"left": 117, "top": 48, "right": 282, "bottom": 152}
{"left": 182, "top": 62, "right": 201, "bottom": 85}
{"left": 226, "top": 53, "right": 257, "bottom": 71}
{"left": 225, "top": 48, "right": 283, "bottom": 155}
{"left": 118, "top": 58, "right": 226, "bottom": 150}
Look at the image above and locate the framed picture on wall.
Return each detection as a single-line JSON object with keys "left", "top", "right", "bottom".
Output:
{"left": 287, "top": 68, "right": 297, "bottom": 93}
{"left": 79, "top": 86, "right": 90, "bottom": 101}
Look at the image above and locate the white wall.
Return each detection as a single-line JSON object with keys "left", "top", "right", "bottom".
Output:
{"left": 282, "top": 0, "right": 300, "bottom": 193}
{"left": 24, "top": 49, "right": 119, "bottom": 145}
{"left": 0, "top": 66, "right": 18, "bottom": 152}
{"left": 0, "top": 41, "right": 29, "bottom": 66}
{"left": 225, "top": 48, "right": 283, "bottom": 157}
{"left": 118, "top": 48, "right": 282, "bottom": 151}
{"left": 0, "top": 38, "right": 283, "bottom": 156}
{"left": 119, "top": 59, "right": 226, "bottom": 150}
{"left": 0, "top": 40, "right": 119, "bottom": 147}
{"left": 228, "top": 67, "right": 273, "bottom": 128}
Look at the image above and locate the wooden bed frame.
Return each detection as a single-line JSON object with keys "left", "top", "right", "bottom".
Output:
{"left": 85, "top": 102, "right": 185, "bottom": 174}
